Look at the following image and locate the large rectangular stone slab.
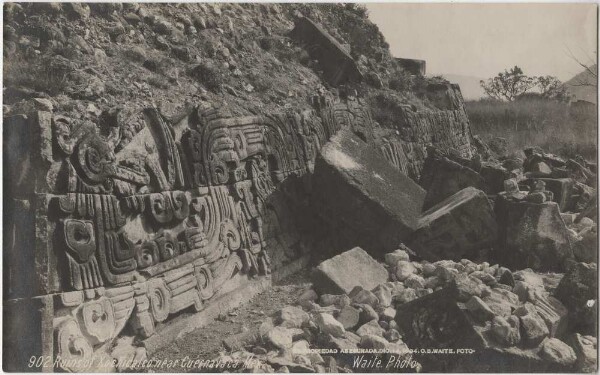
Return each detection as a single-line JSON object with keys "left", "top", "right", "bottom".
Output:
{"left": 410, "top": 187, "right": 498, "bottom": 262}
{"left": 419, "top": 153, "right": 487, "bottom": 210}
{"left": 494, "top": 197, "right": 573, "bottom": 271}
{"left": 312, "top": 130, "right": 426, "bottom": 255}
{"left": 311, "top": 247, "right": 389, "bottom": 295}
{"left": 524, "top": 178, "right": 575, "bottom": 211}
{"left": 290, "top": 16, "right": 362, "bottom": 86}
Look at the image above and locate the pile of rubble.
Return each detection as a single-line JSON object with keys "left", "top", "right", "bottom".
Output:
{"left": 214, "top": 247, "right": 596, "bottom": 372}
{"left": 311, "top": 131, "right": 596, "bottom": 272}
{"left": 210, "top": 133, "right": 597, "bottom": 372}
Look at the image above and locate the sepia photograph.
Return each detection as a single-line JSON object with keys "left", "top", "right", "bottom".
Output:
{"left": 2, "top": 1, "right": 598, "bottom": 373}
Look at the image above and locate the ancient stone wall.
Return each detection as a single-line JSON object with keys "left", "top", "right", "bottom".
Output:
{"left": 4, "top": 59, "right": 474, "bottom": 375}
{"left": 378, "top": 84, "right": 473, "bottom": 180}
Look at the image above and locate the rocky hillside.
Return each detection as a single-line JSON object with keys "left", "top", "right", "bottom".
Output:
{"left": 4, "top": 3, "right": 445, "bottom": 127}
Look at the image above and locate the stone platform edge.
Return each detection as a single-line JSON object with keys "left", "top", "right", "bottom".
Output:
{"left": 143, "top": 255, "right": 310, "bottom": 355}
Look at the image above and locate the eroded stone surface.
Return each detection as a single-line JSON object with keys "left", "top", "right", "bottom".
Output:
{"left": 312, "top": 130, "right": 426, "bottom": 255}
{"left": 495, "top": 198, "right": 573, "bottom": 271}
{"left": 311, "top": 247, "right": 388, "bottom": 295}
{"left": 411, "top": 187, "right": 497, "bottom": 262}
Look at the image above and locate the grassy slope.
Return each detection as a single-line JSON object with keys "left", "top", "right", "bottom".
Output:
{"left": 466, "top": 97, "right": 597, "bottom": 160}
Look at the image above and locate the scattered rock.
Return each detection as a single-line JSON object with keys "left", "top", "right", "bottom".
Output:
{"left": 266, "top": 326, "right": 298, "bottom": 349}
{"left": 372, "top": 284, "right": 392, "bottom": 307}
{"left": 380, "top": 307, "right": 397, "bottom": 321}
{"left": 319, "top": 294, "right": 350, "bottom": 308}
{"left": 349, "top": 286, "right": 379, "bottom": 307}
{"left": 465, "top": 296, "right": 496, "bottom": 322}
{"left": 491, "top": 316, "right": 521, "bottom": 346}
{"left": 355, "top": 303, "right": 379, "bottom": 324}
{"left": 356, "top": 320, "right": 385, "bottom": 337}
{"left": 360, "top": 334, "right": 389, "bottom": 349}
{"left": 539, "top": 338, "right": 577, "bottom": 367}
{"left": 296, "top": 289, "right": 318, "bottom": 308}
{"left": 313, "top": 313, "right": 345, "bottom": 338}
{"left": 517, "top": 307, "right": 549, "bottom": 347}
{"left": 276, "top": 306, "right": 310, "bottom": 328}
{"left": 336, "top": 306, "right": 360, "bottom": 330}
{"left": 395, "top": 261, "right": 417, "bottom": 281}
{"left": 384, "top": 328, "right": 402, "bottom": 342}
{"left": 384, "top": 249, "right": 410, "bottom": 266}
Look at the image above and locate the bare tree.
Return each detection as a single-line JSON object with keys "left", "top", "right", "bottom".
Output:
{"left": 566, "top": 47, "right": 597, "bottom": 87}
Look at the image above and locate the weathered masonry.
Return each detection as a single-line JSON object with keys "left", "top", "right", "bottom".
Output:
{"left": 4, "top": 82, "right": 473, "bottom": 371}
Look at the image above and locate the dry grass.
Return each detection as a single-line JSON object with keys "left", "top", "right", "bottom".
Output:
{"left": 466, "top": 97, "right": 597, "bottom": 161}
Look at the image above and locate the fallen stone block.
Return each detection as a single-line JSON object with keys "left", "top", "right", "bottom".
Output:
{"left": 554, "top": 262, "right": 597, "bottom": 336}
{"left": 526, "top": 161, "right": 553, "bottom": 176}
{"left": 419, "top": 153, "right": 487, "bottom": 209}
{"left": 576, "top": 195, "right": 597, "bottom": 224}
{"left": 494, "top": 197, "right": 573, "bottom": 271}
{"left": 410, "top": 187, "right": 498, "bottom": 262}
{"left": 573, "top": 227, "right": 598, "bottom": 263}
{"left": 480, "top": 163, "right": 511, "bottom": 194}
{"left": 395, "top": 57, "right": 426, "bottom": 76}
{"left": 569, "top": 333, "right": 597, "bottom": 372}
{"left": 312, "top": 130, "right": 426, "bottom": 255}
{"left": 290, "top": 16, "right": 362, "bottom": 86}
{"left": 525, "top": 178, "right": 574, "bottom": 211}
{"left": 532, "top": 295, "right": 568, "bottom": 338}
{"left": 515, "top": 306, "right": 549, "bottom": 347}
{"left": 539, "top": 338, "right": 577, "bottom": 367}
{"left": 311, "top": 247, "right": 388, "bottom": 295}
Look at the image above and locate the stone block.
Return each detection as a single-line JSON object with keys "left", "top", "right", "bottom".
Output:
{"left": 569, "top": 333, "right": 597, "bottom": 373}
{"left": 311, "top": 247, "right": 388, "bottom": 295}
{"left": 539, "top": 338, "right": 577, "bottom": 367}
{"left": 480, "top": 164, "right": 511, "bottom": 194}
{"left": 410, "top": 187, "right": 497, "bottom": 262}
{"left": 525, "top": 178, "right": 575, "bottom": 211}
{"left": 554, "top": 262, "right": 597, "bottom": 335}
{"left": 290, "top": 17, "right": 362, "bottom": 86}
{"left": 494, "top": 197, "right": 573, "bottom": 271}
{"left": 419, "top": 154, "right": 487, "bottom": 210}
{"left": 312, "top": 130, "right": 426, "bottom": 255}
{"left": 395, "top": 57, "right": 426, "bottom": 76}
{"left": 573, "top": 227, "right": 598, "bottom": 263}
{"left": 394, "top": 287, "right": 486, "bottom": 353}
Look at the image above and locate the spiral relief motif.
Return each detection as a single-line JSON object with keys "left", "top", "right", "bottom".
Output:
{"left": 148, "top": 279, "right": 171, "bottom": 323}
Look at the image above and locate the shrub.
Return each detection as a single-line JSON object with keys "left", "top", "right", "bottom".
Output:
{"left": 189, "top": 62, "right": 224, "bottom": 92}
{"left": 4, "top": 53, "right": 72, "bottom": 97}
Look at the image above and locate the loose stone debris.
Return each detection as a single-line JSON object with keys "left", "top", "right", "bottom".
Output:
{"left": 213, "top": 136, "right": 597, "bottom": 373}
{"left": 213, "top": 247, "right": 596, "bottom": 372}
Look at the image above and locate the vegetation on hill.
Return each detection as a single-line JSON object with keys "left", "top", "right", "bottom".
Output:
{"left": 466, "top": 96, "right": 597, "bottom": 161}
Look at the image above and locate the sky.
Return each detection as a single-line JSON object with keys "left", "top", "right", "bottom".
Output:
{"left": 365, "top": 3, "right": 597, "bottom": 81}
